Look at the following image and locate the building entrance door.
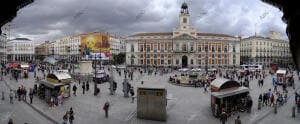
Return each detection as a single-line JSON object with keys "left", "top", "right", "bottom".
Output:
{"left": 182, "top": 55, "right": 188, "bottom": 67}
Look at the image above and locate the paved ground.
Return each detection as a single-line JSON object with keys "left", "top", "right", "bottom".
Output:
{"left": 1, "top": 67, "right": 300, "bottom": 124}
{"left": 0, "top": 79, "right": 53, "bottom": 124}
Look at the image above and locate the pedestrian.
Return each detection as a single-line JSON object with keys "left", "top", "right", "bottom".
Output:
{"left": 204, "top": 83, "right": 208, "bottom": 93}
{"left": 72, "top": 84, "right": 77, "bottom": 96}
{"left": 23, "top": 87, "right": 27, "bottom": 102}
{"left": 82, "top": 82, "right": 85, "bottom": 94}
{"left": 29, "top": 88, "right": 33, "bottom": 104}
{"left": 103, "top": 101, "right": 110, "bottom": 118}
{"left": 130, "top": 87, "right": 135, "bottom": 103}
{"left": 69, "top": 107, "right": 74, "bottom": 124}
{"left": 9, "top": 90, "right": 13, "bottom": 104}
{"left": 62, "top": 111, "right": 68, "bottom": 124}
{"left": 17, "top": 87, "right": 21, "bottom": 101}
{"left": 234, "top": 115, "right": 241, "bottom": 124}
{"left": 220, "top": 111, "right": 227, "bottom": 124}
{"left": 86, "top": 82, "right": 89, "bottom": 91}
{"left": 50, "top": 97, "right": 54, "bottom": 108}
{"left": 8, "top": 118, "right": 13, "bottom": 124}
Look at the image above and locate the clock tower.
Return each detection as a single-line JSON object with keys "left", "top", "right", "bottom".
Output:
{"left": 173, "top": 2, "right": 196, "bottom": 37}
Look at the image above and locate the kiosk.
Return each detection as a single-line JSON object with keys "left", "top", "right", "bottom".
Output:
{"left": 137, "top": 85, "right": 167, "bottom": 121}
{"left": 210, "top": 78, "right": 250, "bottom": 117}
{"left": 36, "top": 72, "right": 72, "bottom": 103}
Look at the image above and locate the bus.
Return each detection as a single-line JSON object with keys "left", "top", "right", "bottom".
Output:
{"left": 240, "top": 64, "right": 263, "bottom": 72}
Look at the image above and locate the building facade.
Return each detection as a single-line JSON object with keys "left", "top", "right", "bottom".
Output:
{"left": 0, "top": 34, "right": 7, "bottom": 64}
{"left": 125, "top": 3, "right": 240, "bottom": 68}
{"left": 241, "top": 31, "right": 293, "bottom": 67}
{"left": 110, "top": 36, "right": 125, "bottom": 55}
{"left": 7, "top": 38, "right": 35, "bottom": 62}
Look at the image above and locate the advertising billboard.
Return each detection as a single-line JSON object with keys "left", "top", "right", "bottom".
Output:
{"left": 80, "top": 32, "right": 110, "bottom": 59}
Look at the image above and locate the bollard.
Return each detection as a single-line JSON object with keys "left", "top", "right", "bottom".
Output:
{"left": 292, "top": 106, "right": 296, "bottom": 118}
{"left": 258, "top": 100, "right": 262, "bottom": 110}
{"left": 2, "top": 91, "right": 4, "bottom": 100}
{"left": 274, "top": 103, "right": 277, "bottom": 114}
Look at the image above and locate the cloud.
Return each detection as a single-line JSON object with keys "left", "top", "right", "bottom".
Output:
{"left": 8, "top": 0, "right": 287, "bottom": 42}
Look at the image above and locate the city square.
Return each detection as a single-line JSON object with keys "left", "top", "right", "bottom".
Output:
{"left": 1, "top": 0, "right": 300, "bottom": 124}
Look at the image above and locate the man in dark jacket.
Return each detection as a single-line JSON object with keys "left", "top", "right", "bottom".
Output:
{"left": 220, "top": 111, "right": 227, "bottom": 124}
{"left": 73, "top": 85, "right": 77, "bottom": 96}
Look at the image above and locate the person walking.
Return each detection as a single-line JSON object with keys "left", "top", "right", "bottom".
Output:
{"left": 62, "top": 111, "right": 68, "bottom": 124}
{"left": 220, "top": 111, "right": 227, "bottom": 124}
{"left": 103, "top": 101, "right": 110, "bottom": 118}
{"left": 86, "top": 82, "right": 89, "bottom": 91}
{"left": 72, "top": 84, "right": 77, "bottom": 96}
{"left": 69, "top": 107, "right": 74, "bottom": 124}
{"left": 29, "top": 88, "right": 33, "bottom": 104}
{"left": 82, "top": 82, "right": 85, "bottom": 94}
{"left": 9, "top": 90, "right": 13, "bottom": 104}
{"left": 234, "top": 115, "right": 241, "bottom": 124}
{"left": 130, "top": 87, "right": 135, "bottom": 103}
{"left": 8, "top": 118, "right": 13, "bottom": 124}
{"left": 23, "top": 87, "right": 27, "bottom": 102}
{"left": 17, "top": 87, "right": 21, "bottom": 101}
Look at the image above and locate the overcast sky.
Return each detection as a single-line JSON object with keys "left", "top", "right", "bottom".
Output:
{"left": 3, "top": 0, "right": 287, "bottom": 42}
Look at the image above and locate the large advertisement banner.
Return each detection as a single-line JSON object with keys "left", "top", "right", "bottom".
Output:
{"left": 80, "top": 33, "right": 110, "bottom": 59}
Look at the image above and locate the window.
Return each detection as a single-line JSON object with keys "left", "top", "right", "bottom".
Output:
{"left": 147, "top": 59, "right": 150, "bottom": 64}
{"left": 212, "top": 45, "right": 215, "bottom": 52}
{"left": 233, "top": 59, "right": 236, "bottom": 64}
{"left": 212, "top": 59, "right": 214, "bottom": 64}
{"left": 176, "top": 59, "right": 179, "bottom": 64}
{"left": 198, "top": 45, "right": 201, "bottom": 52}
{"left": 218, "top": 54, "right": 221, "bottom": 58}
{"left": 191, "top": 59, "right": 193, "bottom": 64}
{"left": 147, "top": 54, "right": 150, "bottom": 58}
{"left": 233, "top": 55, "right": 236, "bottom": 58}
{"left": 140, "top": 54, "right": 143, "bottom": 58}
{"left": 218, "top": 45, "right": 221, "bottom": 53}
{"left": 140, "top": 60, "right": 143, "bottom": 64}
{"left": 224, "top": 46, "right": 227, "bottom": 53}
{"left": 205, "top": 45, "right": 208, "bottom": 52}
{"left": 146, "top": 45, "right": 150, "bottom": 52}
{"left": 176, "top": 44, "right": 179, "bottom": 51}
{"left": 224, "top": 59, "right": 227, "bottom": 64}
{"left": 198, "top": 54, "right": 201, "bottom": 58}
{"left": 182, "top": 44, "right": 187, "bottom": 51}
{"left": 168, "top": 60, "right": 171, "bottom": 64}
{"left": 131, "top": 44, "right": 134, "bottom": 52}
{"left": 161, "top": 54, "right": 164, "bottom": 58}
{"left": 212, "top": 54, "right": 215, "bottom": 58}
{"left": 233, "top": 46, "right": 236, "bottom": 52}
{"left": 190, "top": 43, "right": 194, "bottom": 51}
{"left": 154, "top": 44, "right": 157, "bottom": 52}
{"left": 218, "top": 60, "right": 221, "bottom": 64}
{"left": 154, "top": 60, "right": 157, "bottom": 65}
{"left": 168, "top": 44, "right": 172, "bottom": 52}
{"left": 160, "top": 44, "right": 164, "bottom": 52}
{"left": 198, "top": 59, "right": 201, "bottom": 64}
{"left": 161, "top": 60, "right": 164, "bottom": 65}
{"left": 154, "top": 54, "right": 157, "bottom": 58}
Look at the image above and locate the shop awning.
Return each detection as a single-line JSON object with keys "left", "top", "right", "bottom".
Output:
{"left": 39, "top": 80, "right": 65, "bottom": 89}
{"left": 210, "top": 78, "right": 240, "bottom": 92}
{"left": 211, "top": 87, "right": 249, "bottom": 98}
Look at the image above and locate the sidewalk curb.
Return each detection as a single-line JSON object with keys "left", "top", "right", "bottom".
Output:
{"left": 2, "top": 79, "right": 60, "bottom": 124}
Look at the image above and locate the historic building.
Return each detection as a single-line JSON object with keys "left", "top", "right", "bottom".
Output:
{"left": 125, "top": 2, "right": 240, "bottom": 68}
{"left": 7, "top": 38, "right": 35, "bottom": 62}
{"left": 0, "top": 34, "right": 7, "bottom": 64}
{"left": 241, "top": 31, "right": 293, "bottom": 67}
